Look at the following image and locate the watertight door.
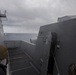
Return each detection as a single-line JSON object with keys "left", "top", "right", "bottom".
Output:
{"left": 38, "top": 32, "right": 52, "bottom": 75}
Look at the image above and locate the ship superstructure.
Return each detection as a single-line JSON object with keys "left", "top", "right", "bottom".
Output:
{"left": 1, "top": 14, "right": 76, "bottom": 75}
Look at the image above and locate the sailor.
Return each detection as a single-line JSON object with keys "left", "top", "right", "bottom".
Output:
{"left": 0, "top": 11, "right": 8, "bottom": 75}
{"left": 0, "top": 44, "right": 8, "bottom": 64}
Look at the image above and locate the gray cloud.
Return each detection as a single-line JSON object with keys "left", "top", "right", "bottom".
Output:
{"left": 0, "top": 0, "right": 76, "bottom": 33}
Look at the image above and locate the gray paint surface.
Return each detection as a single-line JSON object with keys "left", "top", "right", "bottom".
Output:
{"left": 7, "top": 45, "right": 40, "bottom": 75}
{"left": 40, "top": 18, "right": 76, "bottom": 75}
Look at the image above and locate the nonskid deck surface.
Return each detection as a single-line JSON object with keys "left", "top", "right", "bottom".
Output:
{"left": 10, "top": 61, "right": 31, "bottom": 71}
{"left": 9, "top": 56, "right": 29, "bottom": 62}
{"left": 8, "top": 48, "right": 40, "bottom": 75}
{"left": 8, "top": 48, "right": 30, "bottom": 62}
{"left": 11, "top": 66, "right": 38, "bottom": 75}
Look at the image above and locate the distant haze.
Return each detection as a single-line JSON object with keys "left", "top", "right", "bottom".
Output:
{"left": 4, "top": 33, "right": 38, "bottom": 43}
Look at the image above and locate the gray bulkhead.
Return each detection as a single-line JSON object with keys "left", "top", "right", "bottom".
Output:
{"left": 39, "top": 18, "right": 76, "bottom": 75}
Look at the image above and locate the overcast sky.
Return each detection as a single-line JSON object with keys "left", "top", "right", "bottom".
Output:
{"left": 0, "top": 0, "right": 76, "bottom": 33}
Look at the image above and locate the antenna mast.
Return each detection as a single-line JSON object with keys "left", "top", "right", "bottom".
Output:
{"left": 0, "top": 10, "right": 6, "bottom": 44}
{"left": 0, "top": 10, "right": 6, "bottom": 22}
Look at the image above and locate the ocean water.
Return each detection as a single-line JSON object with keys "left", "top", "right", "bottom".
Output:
{"left": 4, "top": 33, "right": 38, "bottom": 42}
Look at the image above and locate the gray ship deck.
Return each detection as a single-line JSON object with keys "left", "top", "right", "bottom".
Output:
{"left": 8, "top": 48, "right": 40, "bottom": 75}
